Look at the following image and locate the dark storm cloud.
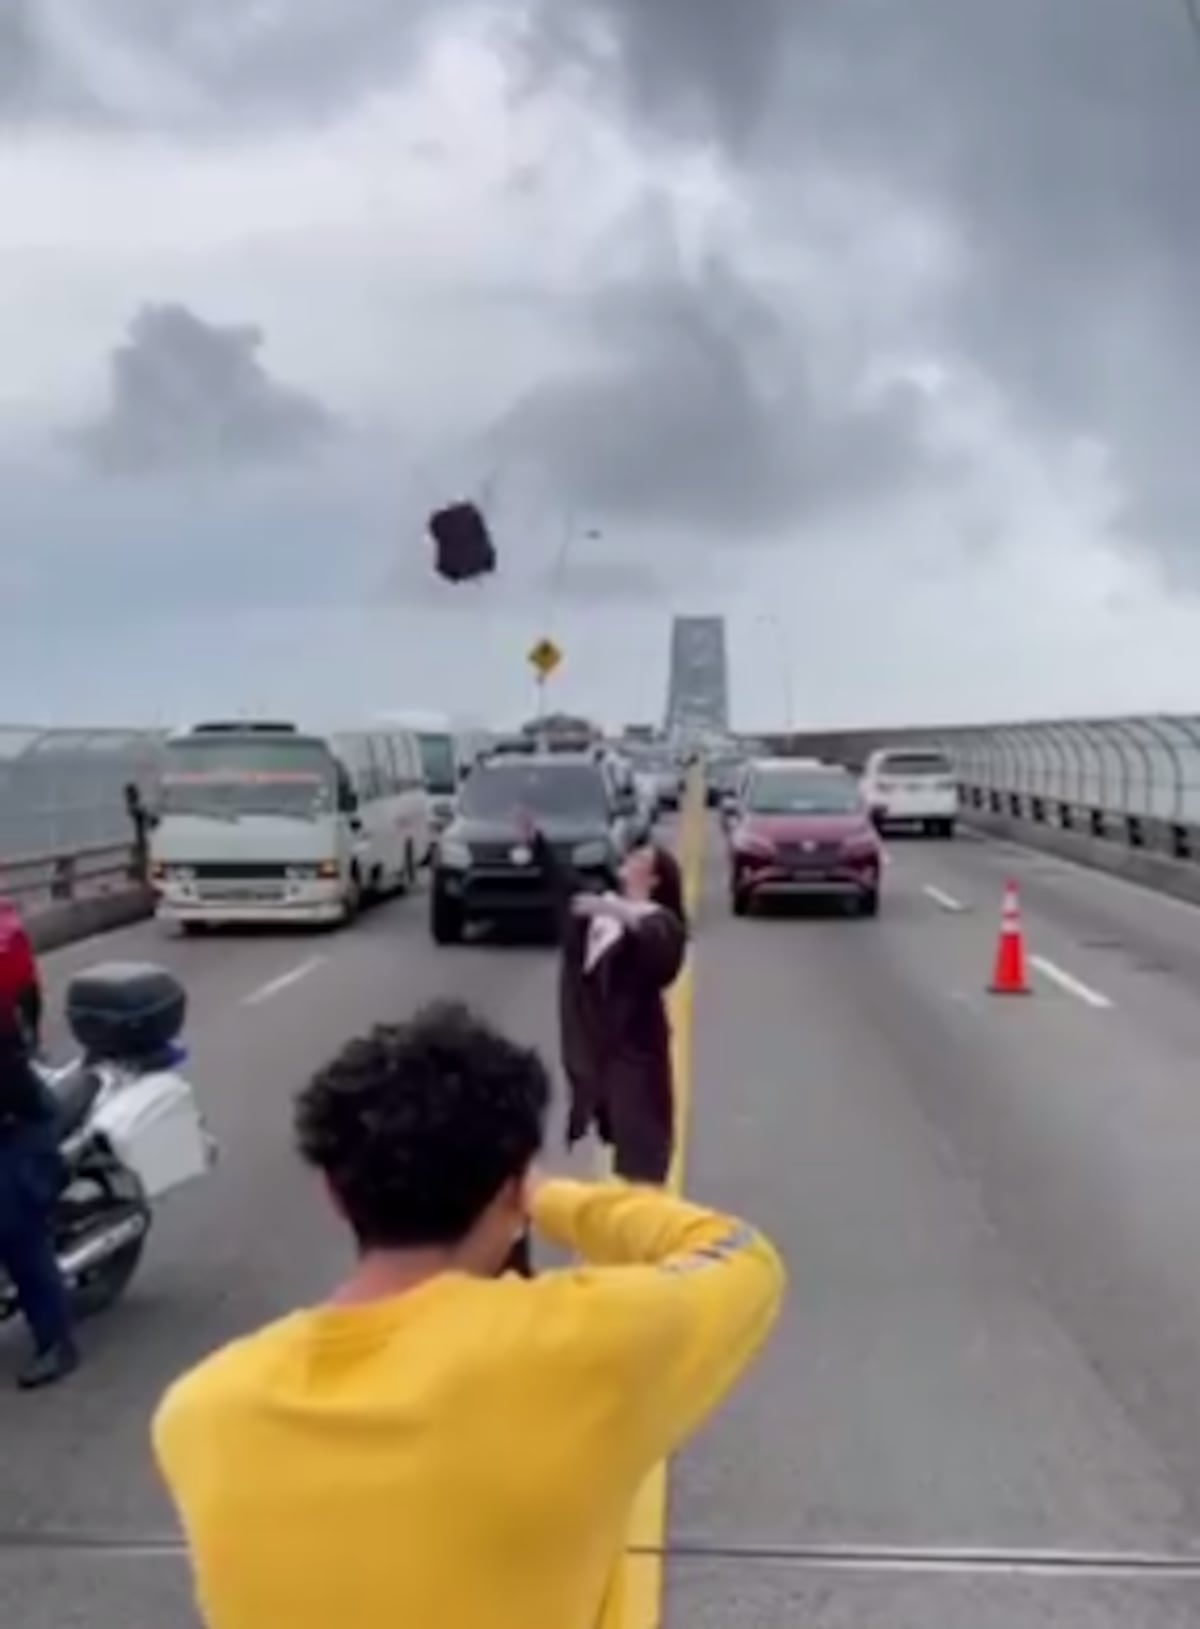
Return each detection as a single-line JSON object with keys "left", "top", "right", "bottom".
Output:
{"left": 78, "top": 304, "right": 336, "bottom": 475}
{"left": 3, "top": 446, "right": 397, "bottom": 629}
{"left": 0, "top": 0, "right": 443, "bottom": 129}
{"left": 516, "top": 0, "right": 792, "bottom": 154}
{"left": 496, "top": 245, "right": 936, "bottom": 541}
{"left": 524, "top": 0, "right": 1200, "bottom": 569}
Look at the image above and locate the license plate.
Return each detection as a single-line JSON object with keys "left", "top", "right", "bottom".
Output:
{"left": 780, "top": 844, "right": 837, "bottom": 865}
{"left": 200, "top": 883, "right": 284, "bottom": 901}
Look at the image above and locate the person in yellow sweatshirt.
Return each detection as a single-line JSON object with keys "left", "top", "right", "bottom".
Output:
{"left": 153, "top": 999, "right": 785, "bottom": 1629}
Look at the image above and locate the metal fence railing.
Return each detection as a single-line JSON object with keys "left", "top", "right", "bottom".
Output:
{"left": 2, "top": 842, "right": 143, "bottom": 912}
{"left": 765, "top": 715, "right": 1200, "bottom": 862}
{"left": 764, "top": 716, "right": 1200, "bottom": 815}
{"left": 0, "top": 725, "right": 165, "bottom": 861}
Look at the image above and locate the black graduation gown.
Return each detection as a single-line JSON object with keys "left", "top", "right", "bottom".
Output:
{"left": 532, "top": 835, "right": 687, "bottom": 1184}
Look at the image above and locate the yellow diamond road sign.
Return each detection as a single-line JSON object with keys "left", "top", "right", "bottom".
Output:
{"left": 528, "top": 637, "right": 562, "bottom": 679}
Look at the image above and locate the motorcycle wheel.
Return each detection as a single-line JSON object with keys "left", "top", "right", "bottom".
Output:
{"left": 71, "top": 1237, "right": 146, "bottom": 1321}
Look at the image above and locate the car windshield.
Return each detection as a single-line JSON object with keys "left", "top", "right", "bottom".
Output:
{"left": 747, "top": 770, "right": 862, "bottom": 816}
{"left": 417, "top": 733, "right": 457, "bottom": 794}
{"left": 459, "top": 762, "right": 609, "bottom": 822}
{"left": 160, "top": 738, "right": 336, "bottom": 819}
{"left": 879, "top": 752, "right": 953, "bottom": 777}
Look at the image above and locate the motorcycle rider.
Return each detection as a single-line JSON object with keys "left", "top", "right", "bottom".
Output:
{"left": 0, "top": 996, "right": 78, "bottom": 1388}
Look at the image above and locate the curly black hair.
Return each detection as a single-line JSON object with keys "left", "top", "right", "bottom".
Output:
{"left": 295, "top": 1000, "right": 551, "bottom": 1250}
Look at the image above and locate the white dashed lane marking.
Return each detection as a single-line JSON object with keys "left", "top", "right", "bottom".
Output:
{"left": 1030, "top": 955, "right": 1113, "bottom": 1010}
{"left": 923, "top": 884, "right": 968, "bottom": 914}
{"left": 242, "top": 955, "right": 328, "bottom": 1008}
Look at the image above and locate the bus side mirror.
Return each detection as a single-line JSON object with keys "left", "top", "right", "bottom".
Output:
{"left": 338, "top": 783, "right": 359, "bottom": 815}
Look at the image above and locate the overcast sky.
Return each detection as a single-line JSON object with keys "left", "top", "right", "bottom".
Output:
{"left": 4, "top": 0, "right": 1200, "bottom": 731}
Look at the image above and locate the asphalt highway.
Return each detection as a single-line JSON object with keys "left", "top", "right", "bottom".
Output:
{"left": 5, "top": 819, "right": 1200, "bottom": 1627}
{"left": 667, "top": 825, "right": 1200, "bottom": 1628}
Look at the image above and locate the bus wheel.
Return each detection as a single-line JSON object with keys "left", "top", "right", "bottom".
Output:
{"left": 341, "top": 872, "right": 363, "bottom": 924}
{"left": 400, "top": 845, "right": 417, "bottom": 894}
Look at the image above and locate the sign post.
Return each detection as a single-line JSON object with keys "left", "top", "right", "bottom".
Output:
{"left": 528, "top": 637, "right": 562, "bottom": 718}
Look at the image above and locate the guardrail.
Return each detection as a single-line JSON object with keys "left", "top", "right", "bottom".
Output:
{"left": 766, "top": 715, "right": 1200, "bottom": 904}
{"left": 1, "top": 841, "right": 155, "bottom": 953}
{"left": 2, "top": 841, "right": 144, "bottom": 908}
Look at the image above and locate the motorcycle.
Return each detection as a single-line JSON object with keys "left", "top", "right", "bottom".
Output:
{"left": 0, "top": 962, "right": 217, "bottom": 1324}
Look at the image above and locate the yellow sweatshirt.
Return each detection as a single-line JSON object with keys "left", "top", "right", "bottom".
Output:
{"left": 153, "top": 1180, "right": 785, "bottom": 1629}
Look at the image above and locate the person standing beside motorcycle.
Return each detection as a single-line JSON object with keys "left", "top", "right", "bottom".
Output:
{"left": 0, "top": 896, "right": 42, "bottom": 1051}
{"left": 0, "top": 999, "right": 78, "bottom": 1389}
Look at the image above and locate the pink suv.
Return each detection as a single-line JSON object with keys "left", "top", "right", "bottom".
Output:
{"left": 728, "top": 761, "right": 882, "bottom": 917}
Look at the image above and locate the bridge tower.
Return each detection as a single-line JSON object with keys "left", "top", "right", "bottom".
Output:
{"left": 664, "top": 615, "right": 730, "bottom": 743}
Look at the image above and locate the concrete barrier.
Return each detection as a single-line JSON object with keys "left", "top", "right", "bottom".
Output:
{"left": 964, "top": 809, "right": 1200, "bottom": 908}
{"left": 25, "top": 887, "right": 156, "bottom": 955}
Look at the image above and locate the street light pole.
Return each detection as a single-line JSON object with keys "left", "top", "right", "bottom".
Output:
{"left": 537, "top": 518, "right": 601, "bottom": 724}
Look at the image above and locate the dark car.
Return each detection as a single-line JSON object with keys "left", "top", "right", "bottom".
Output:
{"left": 430, "top": 754, "right": 631, "bottom": 944}
{"left": 729, "top": 763, "right": 882, "bottom": 917}
{"left": 705, "top": 753, "right": 745, "bottom": 808}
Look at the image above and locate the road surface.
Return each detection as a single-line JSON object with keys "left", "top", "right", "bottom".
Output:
{"left": 5, "top": 819, "right": 1200, "bottom": 1626}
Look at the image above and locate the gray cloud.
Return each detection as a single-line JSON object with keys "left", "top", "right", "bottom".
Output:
{"left": 522, "top": 0, "right": 1200, "bottom": 573}
{"left": 0, "top": 0, "right": 444, "bottom": 130}
{"left": 495, "top": 240, "right": 938, "bottom": 542}
{"left": 543, "top": 554, "right": 664, "bottom": 604}
{"left": 77, "top": 303, "right": 336, "bottom": 476}
{"left": 517, "top": 0, "right": 791, "bottom": 155}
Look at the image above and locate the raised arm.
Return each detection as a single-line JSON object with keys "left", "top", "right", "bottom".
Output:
{"left": 527, "top": 827, "right": 587, "bottom": 930}
{"left": 580, "top": 895, "right": 688, "bottom": 988}
{"left": 531, "top": 1179, "right": 785, "bottom": 1464}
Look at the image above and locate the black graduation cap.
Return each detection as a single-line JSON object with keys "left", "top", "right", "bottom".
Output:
{"left": 428, "top": 501, "right": 497, "bottom": 583}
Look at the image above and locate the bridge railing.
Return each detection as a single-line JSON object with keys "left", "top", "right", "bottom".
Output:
{"left": 936, "top": 717, "right": 1200, "bottom": 862}
{"left": 768, "top": 714, "right": 1200, "bottom": 867}
{"left": 0, "top": 723, "right": 165, "bottom": 860}
{"left": 1, "top": 841, "right": 144, "bottom": 910}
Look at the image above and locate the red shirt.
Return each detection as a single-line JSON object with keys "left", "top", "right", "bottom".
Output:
{"left": 0, "top": 899, "right": 37, "bottom": 1011}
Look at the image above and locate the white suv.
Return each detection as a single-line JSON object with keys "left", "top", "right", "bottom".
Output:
{"left": 861, "top": 747, "right": 959, "bottom": 837}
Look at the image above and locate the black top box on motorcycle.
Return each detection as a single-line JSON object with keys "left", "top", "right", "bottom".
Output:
{"left": 66, "top": 963, "right": 187, "bottom": 1063}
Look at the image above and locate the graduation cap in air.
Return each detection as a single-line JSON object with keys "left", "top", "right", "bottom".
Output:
{"left": 428, "top": 501, "right": 497, "bottom": 584}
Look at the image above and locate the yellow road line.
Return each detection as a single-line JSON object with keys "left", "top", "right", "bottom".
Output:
{"left": 609, "top": 771, "right": 706, "bottom": 1629}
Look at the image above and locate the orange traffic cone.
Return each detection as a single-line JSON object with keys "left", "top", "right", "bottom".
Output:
{"left": 989, "top": 880, "right": 1030, "bottom": 995}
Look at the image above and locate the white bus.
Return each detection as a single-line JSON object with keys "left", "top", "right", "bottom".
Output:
{"left": 151, "top": 720, "right": 431, "bottom": 930}
{"left": 375, "top": 710, "right": 491, "bottom": 834}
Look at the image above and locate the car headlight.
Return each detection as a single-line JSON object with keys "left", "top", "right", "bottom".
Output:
{"left": 437, "top": 840, "right": 472, "bottom": 870}
{"left": 572, "top": 840, "right": 611, "bottom": 869}
{"left": 733, "top": 831, "right": 774, "bottom": 859}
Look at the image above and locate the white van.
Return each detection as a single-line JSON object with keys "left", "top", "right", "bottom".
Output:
{"left": 151, "top": 720, "right": 431, "bottom": 929}
{"left": 861, "top": 746, "right": 959, "bottom": 836}
{"left": 375, "top": 709, "right": 470, "bottom": 836}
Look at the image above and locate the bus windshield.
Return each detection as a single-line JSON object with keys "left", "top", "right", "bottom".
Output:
{"left": 160, "top": 737, "right": 337, "bottom": 820}
{"left": 417, "top": 732, "right": 457, "bottom": 794}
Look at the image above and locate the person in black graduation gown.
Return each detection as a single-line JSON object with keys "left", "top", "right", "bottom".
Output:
{"left": 533, "top": 827, "right": 688, "bottom": 1182}
{"left": 501, "top": 829, "right": 687, "bottom": 1277}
